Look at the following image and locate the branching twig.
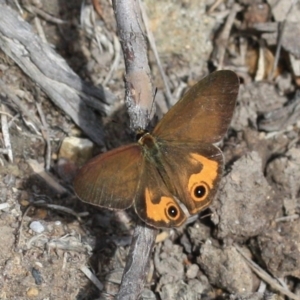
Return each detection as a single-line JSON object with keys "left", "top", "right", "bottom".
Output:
{"left": 112, "top": 0, "right": 158, "bottom": 299}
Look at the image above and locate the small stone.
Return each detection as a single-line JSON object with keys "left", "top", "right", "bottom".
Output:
{"left": 20, "top": 199, "right": 30, "bottom": 207}
{"left": 186, "top": 264, "right": 199, "bottom": 279}
{"left": 29, "top": 221, "right": 45, "bottom": 233}
{"left": 0, "top": 203, "right": 10, "bottom": 210}
{"left": 27, "top": 287, "right": 39, "bottom": 297}
{"left": 58, "top": 136, "right": 94, "bottom": 165}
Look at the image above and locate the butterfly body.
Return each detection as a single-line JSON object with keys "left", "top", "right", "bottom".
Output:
{"left": 74, "top": 70, "right": 239, "bottom": 228}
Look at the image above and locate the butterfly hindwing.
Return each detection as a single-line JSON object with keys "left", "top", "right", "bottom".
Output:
{"left": 134, "top": 158, "right": 187, "bottom": 228}
{"left": 155, "top": 141, "right": 224, "bottom": 217}
{"left": 74, "top": 144, "right": 143, "bottom": 210}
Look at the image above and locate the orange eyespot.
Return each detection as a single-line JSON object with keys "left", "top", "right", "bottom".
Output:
{"left": 166, "top": 204, "right": 179, "bottom": 220}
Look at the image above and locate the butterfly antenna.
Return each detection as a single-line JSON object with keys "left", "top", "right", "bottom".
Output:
{"left": 151, "top": 88, "right": 158, "bottom": 114}
{"left": 147, "top": 87, "right": 157, "bottom": 125}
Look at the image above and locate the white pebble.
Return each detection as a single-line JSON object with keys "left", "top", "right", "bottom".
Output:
{"left": 0, "top": 203, "right": 9, "bottom": 210}
{"left": 186, "top": 264, "right": 199, "bottom": 279}
{"left": 30, "top": 221, "right": 45, "bottom": 233}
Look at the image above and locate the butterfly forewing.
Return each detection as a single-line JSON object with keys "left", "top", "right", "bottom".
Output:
{"left": 153, "top": 70, "right": 239, "bottom": 143}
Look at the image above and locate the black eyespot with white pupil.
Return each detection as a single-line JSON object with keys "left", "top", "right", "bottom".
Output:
{"left": 167, "top": 205, "right": 178, "bottom": 219}
{"left": 194, "top": 185, "right": 207, "bottom": 199}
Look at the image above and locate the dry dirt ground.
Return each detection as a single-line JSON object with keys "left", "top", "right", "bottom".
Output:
{"left": 1, "top": 0, "right": 300, "bottom": 299}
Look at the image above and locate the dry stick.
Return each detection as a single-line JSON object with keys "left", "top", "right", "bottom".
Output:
{"left": 113, "top": 0, "right": 155, "bottom": 130}
{"left": 208, "top": 0, "right": 225, "bottom": 14}
{"left": 80, "top": 265, "right": 104, "bottom": 291}
{"left": 139, "top": 1, "right": 173, "bottom": 107}
{"left": 23, "top": 5, "right": 67, "bottom": 25}
{"left": 34, "top": 16, "right": 47, "bottom": 43}
{"left": 27, "top": 159, "right": 67, "bottom": 195}
{"left": 92, "top": 0, "right": 105, "bottom": 21}
{"left": 216, "top": 3, "right": 241, "bottom": 70}
{"left": 270, "top": 0, "right": 297, "bottom": 80}
{"left": 0, "top": 104, "right": 13, "bottom": 162}
{"left": 36, "top": 101, "right": 51, "bottom": 171}
{"left": 12, "top": 0, "right": 23, "bottom": 14}
{"left": 235, "top": 244, "right": 300, "bottom": 300}
{"left": 0, "top": 80, "right": 42, "bottom": 132}
{"left": 112, "top": 0, "right": 158, "bottom": 299}
{"left": 102, "top": 34, "right": 121, "bottom": 86}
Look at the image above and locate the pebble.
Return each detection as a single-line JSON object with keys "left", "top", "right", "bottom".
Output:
{"left": 29, "top": 221, "right": 45, "bottom": 233}
{"left": 27, "top": 287, "right": 39, "bottom": 297}
{"left": 186, "top": 264, "right": 199, "bottom": 279}
{"left": 58, "top": 136, "right": 94, "bottom": 165}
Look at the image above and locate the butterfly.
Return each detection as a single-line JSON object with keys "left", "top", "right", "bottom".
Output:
{"left": 74, "top": 70, "right": 239, "bottom": 228}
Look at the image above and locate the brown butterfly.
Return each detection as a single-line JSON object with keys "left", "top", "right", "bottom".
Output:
{"left": 74, "top": 70, "right": 239, "bottom": 228}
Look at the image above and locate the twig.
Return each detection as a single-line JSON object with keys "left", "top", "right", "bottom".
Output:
{"left": 62, "top": 252, "right": 67, "bottom": 270}
{"left": 0, "top": 110, "right": 22, "bottom": 131}
{"left": 33, "top": 16, "right": 47, "bottom": 43}
{"left": 208, "top": 0, "right": 225, "bottom": 14}
{"left": 257, "top": 280, "right": 267, "bottom": 294}
{"left": 1, "top": 104, "right": 13, "bottom": 162}
{"left": 90, "top": 4, "right": 104, "bottom": 54}
{"left": 235, "top": 244, "right": 300, "bottom": 300}
{"left": 16, "top": 205, "right": 32, "bottom": 248}
{"left": 12, "top": 0, "right": 23, "bottom": 14}
{"left": 0, "top": 80, "right": 42, "bottom": 133}
{"left": 0, "top": 110, "right": 15, "bottom": 119}
{"left": 113, "top": 0, "right": 154, "bottom": 130}
{"left": 92, "top": 0, "right": 105, "bottom": 21}
{"left": 36, "top": 101, "right": 51, "bottom": 170}
{"left": 140, "top": 1, "right": 173, "bottom": 106}
{"left": 33, "top": 201, "right": 88, "bottom": 221}
{"left": 24, "top": 5, "right": 67, "bottom": 25}
{"left": 0, "top": 149, "right": 9, "bottom": 154}
{"left": 27, "top": 159, "right": 67, "bottom": 195}
{"left": 112, "top": 0, "right": 158, "bottom": 299}
{"left": 270, "top": 0, "right": 297, "bottom": 80}
{"left": 102, "top": 34, "right": 121, "bottom": 86}
{"left": 255, "top": 42, "right": 265, "bottom": 81}
{"left": 215, "top": 3, "right": 241, "bottom": 70}
{"left": 80, "top": 265, "right": 104, "bottom": 291}
{"left": 276, "top": 214, "right": 299, "bottom": 222}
